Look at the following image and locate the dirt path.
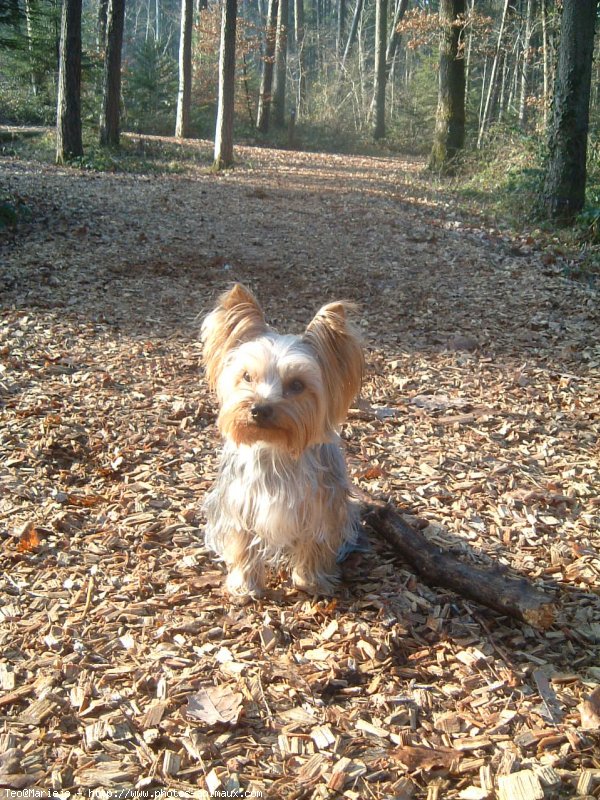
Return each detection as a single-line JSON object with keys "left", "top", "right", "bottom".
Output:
{"left": 1, "top": 140, "right": 599, "bottom": 798}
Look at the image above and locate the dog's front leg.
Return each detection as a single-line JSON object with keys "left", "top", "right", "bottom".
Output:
{"left": 222, "top": 529, "right": 265, "bottom": 598}
{"left": 290, "top": 538, "right": 340, "bottom": 596}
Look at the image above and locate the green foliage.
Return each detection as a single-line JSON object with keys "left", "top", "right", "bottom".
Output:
{"left": 385, "top": 58, "right": 438, "bottom": 156}
{"left": 0, "top": 198, "right": 19, "bottom": 229}
{"left": 456, "top": 125, "right": 546, "bottom": 225}
{"left": 0, "top": 193, "right": 31, "bottom": 232}
{"left": 577, "top": 137, "right": 600, "bottom": 243}
{"left": 122, "top": 38, "right": 178, "bottom": 135}
{"left": 575, "top": 202, "right": 600, "bottom": 243}
{"left": 0, "top": 0, "right": 61, "bottom": 124}
{"left": 3, "top": 126, "right": 213, "bottom": 174}
{"left": 0, "top": 0, "right": 101, "bottom": 126}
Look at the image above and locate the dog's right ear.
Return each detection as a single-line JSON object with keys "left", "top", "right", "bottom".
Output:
{"left": 201, "top": 284, "right": 268, "bottom": 390}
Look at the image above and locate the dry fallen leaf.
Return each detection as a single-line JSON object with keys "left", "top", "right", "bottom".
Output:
{"left": 16, "top": 525, "right": 40, "bottom": 553}
{"left": 392, "top": 744, "right": 462, "bottom": 772}
{"left": 185, "top": 685, "right": 244, "bottom": 726}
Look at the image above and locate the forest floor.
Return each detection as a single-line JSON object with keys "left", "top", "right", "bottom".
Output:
{"left": 1, "top": 135, "right": 599, "bottom": 799}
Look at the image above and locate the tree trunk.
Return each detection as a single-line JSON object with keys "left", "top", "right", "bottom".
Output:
{"left": 336, "top": 0, "right": 346, "bottom": 58}
{"left": 464, "top": 0, "right": 474, "bottom": 96}
{"left": 372, "top": 0, "right": 387, "bottom": 140}
{"left": 56, "top": 0, "right": 83, "bottom": 163}
{"left": 430, "top": 0, "right": 466, "bottom": 171}
{"left": 477, "top": 0, "right": 509, "bottom": 148}
{"left": 341, "top": 0, "right": 363, "bottom": 68}
{"left": 518, "top": 0, "right": 534, "bottom": 128}
{"left": 498, "top": 48, "right": 507, "bottom": 120}
{"left": 271, "top": 0, "right": 288, "bottom": 127}
{"left": 97, "top": 0, "right": 108, "bottom": 51}
{"left": 478, "top": 57, "right": 487, "bottom": 133}
{"left": 543, "top": 0, "right": 598, "bottom": 223}
{"left": 385, "top": 0, "right": 408, "bottom": 78}
{"left": 99, "top": 0, "right": 125, "bottom": 147}
{"left": 256, "top": 0, "right": 278, "bottom": 132}
{"left": 541, "top": 0, "right": 549, "bottom": 128}
{"left": 294, "top": 0, "right": 306, "bottom": 112}
{"left": 214, "top": 0, "right": 237, "bottom": 169}
{"left": 175, "top": 0, "right": 194, "bottom": 137}
{"left": 24, "top": 0, "right": 38, "bottom": 95}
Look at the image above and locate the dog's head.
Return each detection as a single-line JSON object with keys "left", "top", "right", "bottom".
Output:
{"left": 201, "top": 284, "right": 363, "bottom": 455}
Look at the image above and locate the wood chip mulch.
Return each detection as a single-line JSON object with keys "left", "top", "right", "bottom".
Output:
{"left": 1, "top": 137, "right": 599, "bottom": 799}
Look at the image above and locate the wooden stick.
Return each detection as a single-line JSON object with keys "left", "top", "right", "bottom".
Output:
{"left": 360, "top": 497, "right": 557, "bottom": 630}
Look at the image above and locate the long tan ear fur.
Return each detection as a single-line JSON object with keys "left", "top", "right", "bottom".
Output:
{"left": 202, "top": 283, "right": 268, "bottom": 390}
{"left": 303, "top": 301, "right": 364, "bottom": 426}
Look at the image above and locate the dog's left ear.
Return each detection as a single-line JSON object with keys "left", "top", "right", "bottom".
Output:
{"left": 202, "top": 283, "right": 268, "bottom": 390}
{"left": 303, "top": 302, "right": 364, "bottom": 426}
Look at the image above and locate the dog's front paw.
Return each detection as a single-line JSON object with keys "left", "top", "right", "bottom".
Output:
{"left": 291, "top": 567, "right": 338, "bottom": 596}
{"left": 225, "top": 568, "right": 264, "bottom": 601}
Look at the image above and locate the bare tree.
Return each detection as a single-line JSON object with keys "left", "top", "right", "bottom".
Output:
{"left": 214, "top": 0, "right": 237, "bottom": 169}
{"left": 341, "top": 0, "right": 363, "bottom": 69}
{"left": 97, "top": 0, "right": 108, "bottom": 51}
{"left": 373, "top": 0, "right": 387, "bottom": 140}
{"left": 336, "top": 0, "right": 346, "bottom": 58}
{"left": 99, "top": 0, "right": 125, "bottom": 146}
{"left": 175, "top": 0, "right": 194, "bottom": 137}
{"left": 518, "top": 0, "right": 535, "bottom": 129}
{"left": 56, "top": 0, "right": 83, "bottom": 163}
{"left": 24, "top": 0, "right": 38, "bottom": 95}
{"left": 256, "top": 0, "right": 278, "bottom": 132}
{"left": 271, "top": 0, "right": 288, "bottom": 127}
{"left": 543, "top": 0, "right": 598, "bottom": 222}
{"left": 385, "top": 0, "right": 408, "bottom": 77}
{"left": 430, "top": 0, "right": 466, "bottom": 171}
{"left": 294, "top": 0, "right": 306, "bottom": 111}
{"left": 477, "top": 0, "right": 509, "bottom": 148}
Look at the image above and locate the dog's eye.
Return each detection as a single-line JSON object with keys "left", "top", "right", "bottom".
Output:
{"left": 287, "top": 379, "right": 305, "bottom": 394}
{"left": 242, "top": 371, "right": 252, "bottom": 383}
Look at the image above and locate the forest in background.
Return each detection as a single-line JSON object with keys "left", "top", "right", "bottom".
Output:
{"left": 1, "top": 0, "right": 600, "bottom": 248}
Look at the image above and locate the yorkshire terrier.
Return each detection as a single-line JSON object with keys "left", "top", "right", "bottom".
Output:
{"left": 201, "top": 284, "right": 364, "bottom": 598}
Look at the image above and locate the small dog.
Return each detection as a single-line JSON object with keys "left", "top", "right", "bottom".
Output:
{"left": 201, "top": 283, "right": 364, "bottom": 598}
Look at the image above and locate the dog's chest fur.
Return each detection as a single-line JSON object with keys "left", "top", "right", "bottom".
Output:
{"left": 205, "top": 440, "right": 350, "bottom": 553}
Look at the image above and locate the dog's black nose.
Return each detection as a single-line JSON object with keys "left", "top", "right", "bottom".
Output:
{"left": 250, "top": 404, "right": 274, "bottom": 423}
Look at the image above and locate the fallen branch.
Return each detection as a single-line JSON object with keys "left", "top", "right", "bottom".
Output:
{"left": 360, "top": 496, "right": 557, "bottom": 630}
